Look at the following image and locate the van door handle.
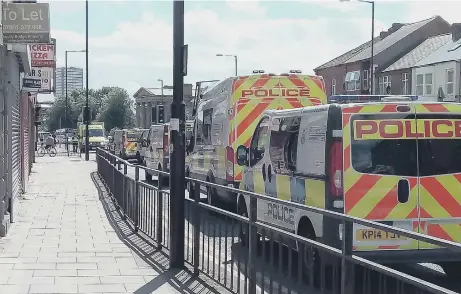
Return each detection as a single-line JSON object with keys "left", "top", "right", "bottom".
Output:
{"left": 268, "top": 164, "right": 272, "bottom": 182}
{"left": 262, "top": 163, "right": 266, "bottom": 181}
{"left": 397, "top": 178, "right": 410, "bottom": 203}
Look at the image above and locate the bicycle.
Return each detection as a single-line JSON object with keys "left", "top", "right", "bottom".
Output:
{"left": 37, "top": 145, "right": 57, "bottom": 157}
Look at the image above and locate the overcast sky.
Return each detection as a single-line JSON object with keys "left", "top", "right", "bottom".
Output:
{"left": 37, "top": 0, "right": 460, "bottom": 102}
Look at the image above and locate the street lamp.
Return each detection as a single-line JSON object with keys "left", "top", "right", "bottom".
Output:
{"left": 340, "top": 0, "right": 375, "bottom": 94}
{"left": 216, "top": 53, "right": 238, "bottom": 76}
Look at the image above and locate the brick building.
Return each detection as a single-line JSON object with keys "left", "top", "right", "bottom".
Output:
{"left": 314, "top": 16, "right": 451, "bottom": 97}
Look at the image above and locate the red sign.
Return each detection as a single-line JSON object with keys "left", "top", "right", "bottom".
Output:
{"left": 29, "top": 44, "right": 55, "bottom": 67}
{"left": 241, "top": 88, "right": 310, "bottom": 98}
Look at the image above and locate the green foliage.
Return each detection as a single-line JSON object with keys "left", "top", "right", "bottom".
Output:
{"left": 45, "top": 87, "right": 135, "bottom": 132}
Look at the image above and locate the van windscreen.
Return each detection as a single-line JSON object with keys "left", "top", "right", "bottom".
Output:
{"left": 350, "top": 113, "right": 461, "bottom": 177}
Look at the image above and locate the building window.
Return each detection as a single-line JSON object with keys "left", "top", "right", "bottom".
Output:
{"left": 345, "top": 71, "right": 360, "bottom": 91}
{"left": 447, "top": 69, "right": 454, "bottom": 95}
{"left": 331, "top": 78, "right": 336, "bottom": 95}
{"left": 425, "top": 73, "right": 433, "bottom": 95}
{"left": 379, "top": 76, "right": 391, "bottom": 94}
{"left": 402, "top": 73, "right": 409, "bottom": 95}
{"left": 416, "top": 74, "right": 424, "bottom": 95}
{"left": 363, "top": 70, "right": 369, "bottom": 90}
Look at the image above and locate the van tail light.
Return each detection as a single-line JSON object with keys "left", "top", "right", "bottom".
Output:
{"left": 329, "top": 140, "right": 343, "bottom": 197}
{"left": 226, "top": 146, "right": 234, "bottom": 181}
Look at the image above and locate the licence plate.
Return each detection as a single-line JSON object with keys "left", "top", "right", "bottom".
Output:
{"left": 356, "top": 229, "right": 407, "bottom": 241}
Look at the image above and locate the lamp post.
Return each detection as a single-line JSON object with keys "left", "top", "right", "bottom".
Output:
{"left": 216, "top": 53, "right": 238, "bottom": 76}
{"left": 65, "top": 50, "right": 86, "bottom": 153}
{"left": 85, "top": 0, "right": 90, "bottom": 161}
{"left": 339, "top": 0, "right": 374, "bottom": 94}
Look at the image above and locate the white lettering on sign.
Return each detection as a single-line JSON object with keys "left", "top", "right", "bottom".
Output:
{"left": 3, "top": 7, "right": 45, "bottom": 21}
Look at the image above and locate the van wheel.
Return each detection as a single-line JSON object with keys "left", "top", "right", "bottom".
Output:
{"left": 298, "top": 222, "right": 320, "bottom": 286}
{"left": 441, "top": 262, "right": 461, "bottom": 278}
{"left": 238, "top": 199, "right": 249, "bottom": 246}
{"left": 145, "top": 170, "right": 153, "bottom": 182}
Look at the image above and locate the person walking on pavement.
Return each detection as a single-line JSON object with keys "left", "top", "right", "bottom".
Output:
{"left": 72, "top": 135, "right": 79, "bottom": 153}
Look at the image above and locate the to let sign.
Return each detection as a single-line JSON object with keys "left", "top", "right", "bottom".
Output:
{"left": 30, "top": 44, "right": 55, "bottom": 67}
{"left": 2, "top": 3, "right": 50, "bottom": 44}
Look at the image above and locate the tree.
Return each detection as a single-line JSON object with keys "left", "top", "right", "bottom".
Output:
{"left": 44, "top": 87, "right": 135, "bottom": 132}
{"left": 98, "top": 87, "right": 135, "bottom": 131}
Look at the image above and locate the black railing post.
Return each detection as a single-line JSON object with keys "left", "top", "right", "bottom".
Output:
{"left": 122, "top": 163, "right": 128, "bottom": 220}
{"left": 341, "top": 220, "right": 354, "bottom": 294}
{"left": 193, "top": 181, "right": 200, "bottom": 275}
{"left": 156, "top": 171, "right": 163, "bottom": 248}
{"left": 134, "top": 166, "right": 140, "bottom": 232}
{"left": 248, "top": 196, "right": 257, "bottom": 294}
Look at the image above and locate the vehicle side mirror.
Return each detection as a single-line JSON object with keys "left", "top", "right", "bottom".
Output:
{"left": 236, "top": 145, "right": 248, "bottom": 166}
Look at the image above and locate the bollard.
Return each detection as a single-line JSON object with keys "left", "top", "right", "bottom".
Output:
{"left": 192, "top": 181, "right": 200, "bottom": 275}
{"left": 156, "top": 171, "right": 163, "bottom": 249}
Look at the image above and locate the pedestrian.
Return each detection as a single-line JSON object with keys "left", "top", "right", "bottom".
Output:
{"left": 45, "top": 134, "right": 55, "bottom": 151}
{"left": 72, "top": 136, "right": 79, "bottom": 153}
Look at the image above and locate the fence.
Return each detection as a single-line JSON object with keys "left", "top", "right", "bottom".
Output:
{"left": 96, "top": 148, "right": 461, "bottom": 294}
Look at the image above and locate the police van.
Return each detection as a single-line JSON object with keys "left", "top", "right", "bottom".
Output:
{"left": 236, "top": 95, "right": 461, "bottom": 277}
{"left": 144, "top": 123, "right": 170, "bottom": 184}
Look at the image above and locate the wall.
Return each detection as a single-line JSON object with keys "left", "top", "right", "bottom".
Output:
{"left": 376, "top": 69, "right": 412, "bottom": 95}
{"left": 0, "top": 48, "right": 22, "bottom": 237}
{"left": 412, "top": 60, "right": 460, "bottom": 101}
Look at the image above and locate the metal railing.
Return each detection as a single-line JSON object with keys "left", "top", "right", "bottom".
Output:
{"left": 96, "top": 148, "right": 461, "bottom": 294}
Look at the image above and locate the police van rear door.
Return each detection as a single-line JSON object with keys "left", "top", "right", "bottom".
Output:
{"left": 414, "top": 103, "right": 461, "bottom": 249}
{"left": 344, "top": 103, "right": 419, "bottom": 251}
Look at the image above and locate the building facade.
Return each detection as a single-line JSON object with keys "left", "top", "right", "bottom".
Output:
{"left": 314, "top": 16, "right": 451, "bottom": 97}
{"left": 55, "top": 67, "right": 84, "bottom": 98}
{"left": 133, "top": 84, "right": 195, "bottom": 129}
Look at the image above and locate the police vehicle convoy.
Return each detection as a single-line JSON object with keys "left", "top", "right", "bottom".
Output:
{"left": 235, "top": 95, "right": 461, "bottom": 277}
{"left": 186, "top": 71, "right": 327, "bottom": 207}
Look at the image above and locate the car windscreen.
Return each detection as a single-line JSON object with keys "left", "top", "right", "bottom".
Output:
{"left": 89, "top": 129, "right": 104, "bottom": 137}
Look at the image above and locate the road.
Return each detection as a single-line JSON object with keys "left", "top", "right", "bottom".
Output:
{"left": 103, "top": 158, "right": 460, "bottom": 293}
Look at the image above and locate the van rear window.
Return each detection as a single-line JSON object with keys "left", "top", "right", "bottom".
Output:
{"left": 350, "top": 113, "right": 461, "bottom": 177}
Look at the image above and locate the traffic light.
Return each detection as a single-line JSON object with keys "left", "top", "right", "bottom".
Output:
{"left": 34, "top": 105, "right": 41, "bottom": 125}
{"left": 158, "top": 105, "right": 164, "bottom": 124}
{"left": 82, "top": 106, "right": 90, "bottom": 123}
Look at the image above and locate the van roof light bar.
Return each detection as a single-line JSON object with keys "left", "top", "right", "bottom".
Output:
{"left": 328, "top": 95, "right": 418, "bottom": 104}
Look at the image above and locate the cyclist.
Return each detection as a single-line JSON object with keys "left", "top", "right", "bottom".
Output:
{"left": 45, "top": 134, "right": 55, "bottom": 151}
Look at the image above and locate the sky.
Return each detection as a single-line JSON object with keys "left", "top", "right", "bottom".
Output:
{"left": 38, "top": 0, "right": 461, "bottom": 101}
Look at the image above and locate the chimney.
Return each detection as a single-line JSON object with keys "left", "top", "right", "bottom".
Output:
{"left": 390, "top": 23, "right": 404, "bottom": 33}
{"left": 379, "top": 31, "right": 388, "bottom": 39}
{"left": 452, "top": 23, "right": 461, "bottom": 42}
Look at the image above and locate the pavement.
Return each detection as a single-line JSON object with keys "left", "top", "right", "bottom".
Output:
{"left": 0, "top": 154, "right": 223, "bottom": 294}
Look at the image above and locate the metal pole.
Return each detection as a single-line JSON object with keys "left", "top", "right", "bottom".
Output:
{"left": 65, "top": 51, "right": 68, "bottom": 151}
{"left": 169, "top": 0, "right": 185, "bottom": 269}
{"left": 234, "top": 55, "right": 238, "bottom": 76}
{"left": 370, "top": 1, "right": 375, "bottom": 95}
{"left": 84, "top": 0, "right": 90, "bottom": 161}
{"left": 65, "top": 51, "right": 68, "bottom": 127}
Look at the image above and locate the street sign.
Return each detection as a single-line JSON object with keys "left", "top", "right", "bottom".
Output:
{"left": 30, "top": 44, "right": 55, "bottom": 67}
{"left": 24, "top": 67, "right": 52, "bottom": 92}
{"left": 2, "top": 3, "right": 50, "bottom": 44}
